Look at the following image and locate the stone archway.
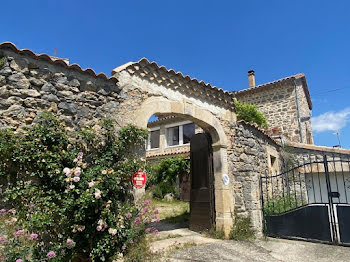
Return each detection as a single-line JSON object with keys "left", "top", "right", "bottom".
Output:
{"left": 132, "top": 96, "right": 234, "bottom": 235}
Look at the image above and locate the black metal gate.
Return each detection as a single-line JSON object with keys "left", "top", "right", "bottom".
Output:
{"left": 260, "top": 154, "right": 350, "bottom": 245}
{"left": 189, "top": 133, "right": 215, "bottom": 232}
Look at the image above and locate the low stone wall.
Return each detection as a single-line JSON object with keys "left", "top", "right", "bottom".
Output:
{"left": 228, "top": 122, "right": 280, "bottom": 234}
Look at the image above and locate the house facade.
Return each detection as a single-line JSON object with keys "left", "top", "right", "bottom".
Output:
{"left": 146, "top": 70, "right": 314, "bottom": 161}
{"left": 1, "top": 42, "right": 350, "bottom": 238}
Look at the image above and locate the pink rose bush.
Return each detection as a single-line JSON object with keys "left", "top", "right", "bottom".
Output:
{"left": 0, "top": 114, "right": 153, "bottom": 261}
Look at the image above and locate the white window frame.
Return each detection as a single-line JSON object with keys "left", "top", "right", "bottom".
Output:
{"left": 147, "top": 127, "right": 160, "bottom": 150}
{"left": 165, "top": 121, "right": 193, "bottom": 148}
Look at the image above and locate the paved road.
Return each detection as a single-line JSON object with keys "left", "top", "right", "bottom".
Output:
{"left": 151, "top": 223, "right": 350, "bottom": 262}
{"left": 165, "top": 238, "right": 350, "bottom": 262}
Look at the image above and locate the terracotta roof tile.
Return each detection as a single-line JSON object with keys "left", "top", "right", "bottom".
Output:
{"left": 113, "top": 58, "right": 235, "bottom": 105}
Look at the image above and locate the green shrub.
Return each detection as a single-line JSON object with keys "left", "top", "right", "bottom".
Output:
{"left": 234, "top": 99, "right": 268, "bottom": 129}
{"left": 147, "top": 157, "right": 190, "bottom": 199}
{"left": 263, "top": 195, "right": 302, "bottom": 215}
{"left": 229, "top": 214, "right": 255, "bottom": 241}
{"left": 0, "top": 112, "right": 160, "bottom": 261}
{"left": 205, "top": 226, "right": 225, "bottom": 240}
{"left": 151, "top": 185, "right": 164, "bottom": 199}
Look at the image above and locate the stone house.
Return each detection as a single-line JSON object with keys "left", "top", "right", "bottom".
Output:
{"left": 1, "top": 42, "right": 349, "bottom": 237}
{"left": 233, "top": 70, "right": 313, "bottom": 144}
{"left": 146, "top": 70, "right": 313, "bottom": 163}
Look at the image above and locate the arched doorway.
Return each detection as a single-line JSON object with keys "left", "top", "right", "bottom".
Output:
{"left": 132, "top": 96, "right": 233, "bottom": 234}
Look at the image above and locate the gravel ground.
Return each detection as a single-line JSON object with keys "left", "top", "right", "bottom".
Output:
{"left": 164, "top": 238, "right": 350, "bottom": 262}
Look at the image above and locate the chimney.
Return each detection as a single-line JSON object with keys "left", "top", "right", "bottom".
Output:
{"left": 248, "top": 70, "right": 255, "bottom": 88}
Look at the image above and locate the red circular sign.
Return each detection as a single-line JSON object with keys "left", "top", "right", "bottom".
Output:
{"left": 132, "top": 170, "right": 147, "bottom": 188}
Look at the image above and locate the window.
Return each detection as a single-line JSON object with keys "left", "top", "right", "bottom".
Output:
{"left": 183, "top": 123, "right": 195, "bottom": 144}
{"left": 167, "top": 126, "right": 179, "bottom": 146}
{"left": 148, "top": 129, "right": 160, "bottom": 149}
{"left": 165, "top": 122, "right": 196, "bottom": 147}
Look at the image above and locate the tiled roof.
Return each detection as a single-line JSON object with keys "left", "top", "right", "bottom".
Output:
{"left": 146, "top": 115, "right": 191, "bottom": 127}
{"left": 287, "top": 142, "right": 350, "bottom": 155}
{"left": 146, "top": 148, "right": 190, "bottom": 158}
{"left": 0, "top": 42, "right": 116, "bottom": 82}
{"left": 112, "top": 58, "right": 235, "bottom": 106}
{"left": 233, "top": 73, "right": 312, "bottom": 109}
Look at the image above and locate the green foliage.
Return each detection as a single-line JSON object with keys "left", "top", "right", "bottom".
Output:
{"left": 205, "top": 226, "right": 226, "bottom": 240}
{"left": 229, "top": 214, "right": 255, "bottom": 241}
{"left": 0, "top": 52, "right": 6, "bottom": 69}
{"left": 0, "top": 112, "right": 158, "bottom": 261}
{"left": 234, "top": 99, "right": 268, "bottom": 129}
{"left": 150, "top": 157, "right": 190, "bottom": 186}
{"left": 148, "top": 157, "right": 189, "bottom": 199}
{"left": 123, "top": 236, "right": 160, "bottom": 262}
{"left": 263, "top": 195, "right": 302, "bottom": 215}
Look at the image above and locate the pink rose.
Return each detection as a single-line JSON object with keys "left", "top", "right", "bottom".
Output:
{"left": 94, "top": 189, "right": 102, "bottom": 199}
{"left": 144, "top": 199, "right": 151, "bottom": 205}
{"left": 15, "top": 229, "right": 24, "bottom": 236}
{"left": 0, "top": 209, "right": 6, "bottom": 213}
{"left": 74, "top": 169, "right": 81, "bottom": 176}
{"left": 134, "top": 217, "right": 141, "bottom": 225}
{"left": 100, "top": 141, "right": 106, "bottom": 146}
{"left": 122, "top": 245, "right": 126, "bottom": 250}
{"left": 66, "top": 238, "right": 76, "bottom": 248}
{"left": 73, "top": 177, "right": 80, "bottom": 182}
{"left": 96, "top": 225, "right": 102, "bottom": 231}
{"left": 29, "top": 233, "right": 38, "bottom": 240}
{"left": 47, "top": 251, "right": 56, "bottom": 258}
{"left": 0, "top": 236, "right": 7, "bottom": 243}
{"left": 88, "top": 181, "right": 95, "bottom": 188}
{"left": 126, "top": 212, "right": 132, "bottom": 219}
{"left": 154, "top": 208, "right": 159, "bottom": 214}
{"left": 15, "top": 259, "right": 23, "bottom": 262}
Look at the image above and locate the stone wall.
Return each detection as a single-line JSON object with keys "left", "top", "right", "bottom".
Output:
{"left": 0, "top": 49, "right": 126, "bottom": 131}
{"left": 0, "top": 45, "right": 237, "bottom": 235}
{"left": 228, "top": 122, "right": 280, "bottom": 234}
{"left": 295, "top": 80, "right": 313, "bottom": 144}
{"left": 234, "top": 80, "right": 313, "bottom": 144}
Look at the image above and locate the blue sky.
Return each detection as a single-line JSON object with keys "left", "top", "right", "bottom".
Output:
{"left": 1, "top": 0, "right": 350, "bottom": 148}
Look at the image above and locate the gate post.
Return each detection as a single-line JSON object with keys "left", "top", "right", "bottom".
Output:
{"left": 323, "top": 155, "right": 338, "bottom": 244}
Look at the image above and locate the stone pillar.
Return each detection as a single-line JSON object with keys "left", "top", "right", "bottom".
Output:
{"left": 213, "top": 144, "right": 234, "bottom": 237}
{"left": 159, "top": 123, "right": 166, "bottom": 151}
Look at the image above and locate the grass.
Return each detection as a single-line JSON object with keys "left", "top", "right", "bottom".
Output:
{"left": 151, "top": 198, "right": 190, "bottom": 223}
{"left": 229, "top": 215, "right": 255, "bottom": 241}
{"left": 203, "top": 226, "right": 226, "bottom": 240}
{"left": 123, "top": 236, "right": 162, "bottom": 262}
